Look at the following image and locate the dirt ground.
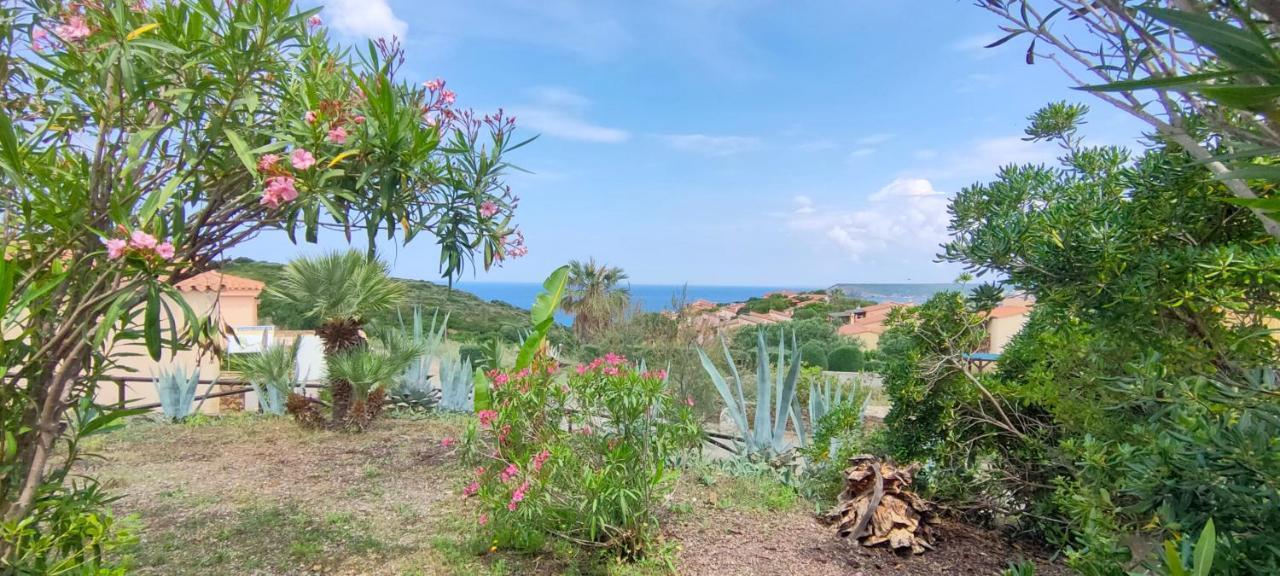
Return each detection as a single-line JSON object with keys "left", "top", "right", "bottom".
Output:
{"left": 82, "top": 415, "right": 1067, "bottom": 576}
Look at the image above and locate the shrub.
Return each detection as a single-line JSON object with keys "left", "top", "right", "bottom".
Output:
{"left": 827, "top": 346, "right": 864, "bottom": 372}
{"left": 465, "top": 355, "right": 701, "bottom": 559}
{"left": 458, "top": 344, "right": 487, "bottom": 367}
{"left": 798, "top": 342, "right": 829, "bottom": 370}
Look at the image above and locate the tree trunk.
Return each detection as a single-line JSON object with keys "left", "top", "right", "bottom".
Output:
{"left": 315, "top": 318, "right": 365, "bottom": 426}
{"left": 826, "top": 455, "right": 939, "bottom": 555}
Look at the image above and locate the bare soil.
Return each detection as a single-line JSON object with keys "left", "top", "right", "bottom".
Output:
{"left": 83, "top": 415, "right": 1067, "bottom": 575}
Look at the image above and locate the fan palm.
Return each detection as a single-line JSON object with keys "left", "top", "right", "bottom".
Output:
{"left": 268, "top": 250, "right": 405, "bottom": 426}
{"left": 561, "top": 258, "right": 630, "bottom": 342}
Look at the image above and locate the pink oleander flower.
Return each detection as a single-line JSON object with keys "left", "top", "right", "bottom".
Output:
{"left": 290, "top": 148, "right": 315, "bottom": 170}
{"left": 308, "top": 15, "right": 322, "bottom": 27}
{"left": 602, "top": 366, "right": 619, "bottom": 377}
{"left": 478, "top": 513, "right": 488, "bottom": 526}
{"left": 423, "top": 113, "right": 437, "bottom": 127}
{"left": 261, "top": 176, "right": 299, "bottom": 208}
{"left": 441, "top": 437, "right": 456, "bottom": 448}
{"left": 479, "top": 201, "right": 499, "bottom": 218}
{"left": 31, "top": 28, "right": 49, "bottom": 53}
{"left": 104, "top": 238, "right": 127, "bottom": 260}
{"left": 424, "top": 78, "right": 443, "bottom": 91}
{"left": 353, "top": 115, "right": 366, "bottom": 124}
{"left": 155, "top": 242, "right": 175, "bottom": 260}
{"left": 257, "top": 153, "right": 280, "bottom": 172}
{"left": 55, "top": 16, "right": 91, "bottom": 42}
{"left": 498, "top": 425, "right": 511, "bottom": 445}
{"left": 575, "top": 364, "right": 588, "bottom": 375}
{"left": 604, "top": 352, "right": 624, "bottom": 366}
{"left": 129, "top": 230, "right": 157, "bottom": 250}
{"left": 531, "top": 449, "right": 550, "bottom": 472}
{"left": 508, "top": 480, "right": 529, "bottom": 511}
{"left": 442, "top": 89, "right": 456, "bottom": 105}
{"left": 327, "top": 126, "right": 347, "bottom": 144}
{"left": 500, "top": 463, "right": 519, "bottom": 483}
{"left": 474, "top": 466, "right": 486, "bottom": 477}
{"left": 477, "top": 410, "right": 498, "bottom": 428}
{"left": 463, "top": 481, "right": 479, "bottom": 497}
{"left": 493, "top": 373, "right": 509, "bottom": 387}
{"left": 685, "top": 395, "right": 695, "bottom": 407}
{"left": 304, "top": 110, "right": 317, "bottom": 124}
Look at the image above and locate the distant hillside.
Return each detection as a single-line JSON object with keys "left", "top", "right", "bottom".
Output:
{"left": 829, "top": 283, "right": 973, "bottom": 304}
{"left": 222, "top": 258, "right": 549, "bottom": 343}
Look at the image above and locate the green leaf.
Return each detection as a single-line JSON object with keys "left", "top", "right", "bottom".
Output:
{"left": 1193, "top": 519, "right": 1216, "bottom": 576}
{"left": 0, "top": 110, "right": 27, "bottom": 189}
{"left": 1078, "top": 71, "right": 1231, "bottom": 93}
{"left": 1222, "top": 196, "right": 1280, "bottom": 212}
{"left": 529, "top": 265, "right": 569, "bottom": 326}
{"left": 1164, "top": 540, "right": 1188, "bottom": 576}
{"left": 223, "top": 129, "right": 257, "bottom": 175}
{"left": 144, "top": 285, "right": 161, "bottom": 361}
{"left": 1216, "top": 165, "right": 1280, "bottom": 181}
{"left": 514, "top": 318, "right": 552, "bottom": 370}
{"left": 1197, "top": 85, "right": 1280, "bottom": 111}
{"left": 1140, "top": 7, "right": 1276, "bottom": 73}
{"left": 138, "top": 176, "right": 184, "bottom": 226}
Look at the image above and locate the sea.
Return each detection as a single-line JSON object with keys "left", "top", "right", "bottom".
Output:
{"left": 452, "top": 281, "right": 969, "bottom": 315}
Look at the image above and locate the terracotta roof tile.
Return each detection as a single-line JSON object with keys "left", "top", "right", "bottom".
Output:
{"left": 175, "top": 271, "right": 265, "bottom": 294}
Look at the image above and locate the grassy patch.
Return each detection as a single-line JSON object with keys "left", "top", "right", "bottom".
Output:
{"left": 123, "top": 502, "right": 391, "bottom": 574}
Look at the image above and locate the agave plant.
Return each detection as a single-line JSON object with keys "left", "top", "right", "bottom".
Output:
{"left": 437, "top": 355, "right": 475, "bottom": 412}
{"left": 808, "top": 374, "right": 868, "bottom": 430}
{"left": 152, "top": 365, "right": 203, "bottom": 421}
{"left": 698, "top": 329, "right": 805, "bottom": 459}
{"left": 231, "top": 340, "right": 301, "bottom": 416}
{"left": 395, "top": 307, "right": 449, "bottom": 392}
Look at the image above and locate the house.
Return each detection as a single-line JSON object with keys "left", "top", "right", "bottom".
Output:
{"left": 835, "top": 302, "right": 911, "bottom": 349}
{"left": 982, "top": 296, "right": 1034, "bottom": 354}
{"left": 99, "top": 271, "right": 270, "bottom": 412}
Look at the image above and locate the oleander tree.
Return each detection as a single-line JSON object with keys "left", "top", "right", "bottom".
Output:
{"left": 0, "top": 0, "right": 529, "bottom": 569}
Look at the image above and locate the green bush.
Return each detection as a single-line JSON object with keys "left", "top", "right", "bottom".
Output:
{"left": 457, "top": 344, "right": 486, "bottom": 367}
{"left": 465, "top": 355, "right": 701, "bottom": 559}
{"left": 827, "top": 346, "right": 864, "bottom": 372}
{"left": 798, "top": 342, "right": 829, "bottom": 369}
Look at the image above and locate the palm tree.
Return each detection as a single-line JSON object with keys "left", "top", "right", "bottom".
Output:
{"left": 561, "top": 258, "right": 630, "bottom": 342}
{"left": 268, "top": 250, "right": 404, "bottom": 427}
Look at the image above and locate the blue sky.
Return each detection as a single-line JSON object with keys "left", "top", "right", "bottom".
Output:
{"left": 230, "top": 0, "right": 1148, "bottom": 286}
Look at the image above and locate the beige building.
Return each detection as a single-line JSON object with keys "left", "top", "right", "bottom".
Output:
{"left": 833, "top": 296, "right": 1034, "bottom": 354}
{"left": 98, "top": 271, "right": 267, "bottom": 413}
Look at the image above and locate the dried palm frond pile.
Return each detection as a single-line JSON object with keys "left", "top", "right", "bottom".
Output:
{"left": 826, "top": 455, "right": 939, "bottom": 555}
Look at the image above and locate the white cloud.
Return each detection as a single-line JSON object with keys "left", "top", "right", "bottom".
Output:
{"left": 786, "top": 178, "right": 951, "bottom": 261}
{"left": 951, "top": 33, "right": 1007, "bottom": 60}
{"left": 849, "top": 147, "right": 876, "bottom": 159}
{"left": 326, "top": 0, "right": 408, "bottom": 39}
{"left": 659, "top": 134, "right": 761, "bottom": 156}
{"left": 512, "top": 87, "right": 630, "bottom": 143}
{"left": 914, "top": 135, "right": 1059, "bottom": 181}
{"left": 855, "top": 133, "right": 895, "bottom": 146}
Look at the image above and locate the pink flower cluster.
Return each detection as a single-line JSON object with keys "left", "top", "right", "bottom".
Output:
{"left": 104, "top": 230, "right": 175, "bottom": 261}
{"left": 440, "top": 437, "right": 456, "bottom": 448}
{"left": 508, "top": 480, "right": 529, "bottom": 511}
{"left": 500, "top": 463, "right": 519, "bottom": 483}
{"left": 308, "top": 15, "right": 322, "bottom": 28}
{"left": 55, "top": 16, "right": 91, "bottom": 43}
{"left": 495, "top": 230, "right": 527, "bottom": 261}
{"left": 477, "top": 409, "right": 498, "bottom": 428}
{"left": 479, "top": 201, "right": 499, "bottom": 219}
{"left": 256, "top": 150, "right": 316, "bottom": 209}
{"left": 530, "top": 449, "right": 551, "bottom": 473}
{"left": 421, "top": 78, "right": 459, "bottom": 128}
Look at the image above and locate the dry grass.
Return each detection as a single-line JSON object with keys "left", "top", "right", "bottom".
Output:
{"left": 83, "top": 414, "right": 1066, "bottom": 576}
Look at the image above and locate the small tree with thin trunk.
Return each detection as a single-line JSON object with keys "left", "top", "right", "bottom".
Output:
{"left": 0, "top": 1, "right": 527, "bottom": 569}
